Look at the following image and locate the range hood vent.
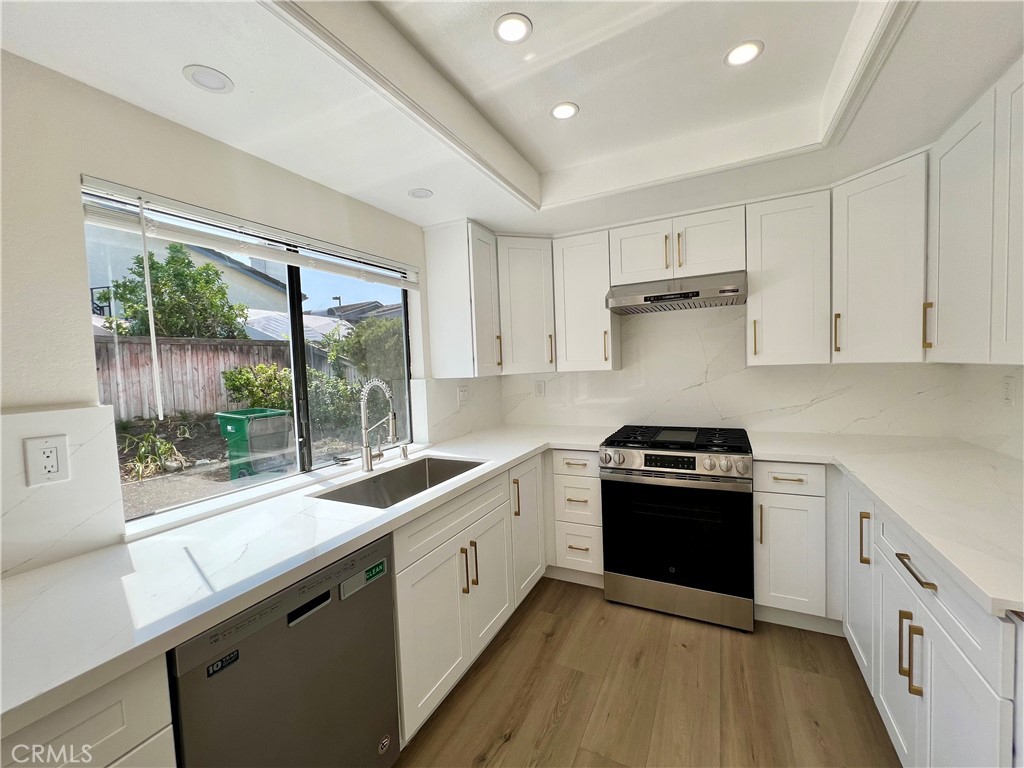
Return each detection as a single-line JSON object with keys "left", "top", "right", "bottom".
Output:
{"left": 605, "top": 271, "right": 747, "bottom": 315}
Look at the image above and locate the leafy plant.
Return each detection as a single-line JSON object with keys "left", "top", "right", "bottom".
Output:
{"left": 97, "top": 242, "right": 249, "bottom": 338}
{"left": 222, "top": 364, "right": 292, "bottom": 410}
{"left": 119, "top": 425, "right": 187, "bottom": 480}
{"left": 322, "top": 317, "right": 405, "bottom": 381}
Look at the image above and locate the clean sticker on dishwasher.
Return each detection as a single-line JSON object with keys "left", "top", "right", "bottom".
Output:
{"left": 341, "top": 559, "right": 387, "bottom": 599}
{"left": 207, "top": 649, "right": 239, "bottom": 677}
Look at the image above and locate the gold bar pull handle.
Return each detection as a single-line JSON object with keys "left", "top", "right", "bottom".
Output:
{"left": 469, "top": 540, "right": 480, "bottom": 586}
{"left": 564, "top": 460, "right": 588, "bottom": 467}
{"left": 908, "top": 624, "right": 924, "bottom": 696}
{"left": 664, "top": 234, "right": 669, "bottom": 269}
{"left": 496, "top": 335, "right": 503, "bottom": 366}
{"left": 512, "top": 478, "right": 521, "bottom": 517}
{"left": 922, "top": 301, "right": 934, "bottom": 349}
{"left": 896, "top": 553, "right": 938, "bottom": 591}
{"left": 566, "top": 497, "right": 589, "bottom": 504}
{"left": 567, "top": 544, "right": 591, "bottom": 552}
{"left": 771, "top": 475, "right": 806, "bottom": 484}
{"left": 460, "top": 547, "right": 470, "bottom": 594}
{"left": 898, "top": 609, "right": 912, "bottom": 677}
{"left": 834, "top": 313, "right": 841, "bottom": 353}
{"left": 758, "top": 504, "right": 764, "bottom": 544}
{"left": 548, "top": 334, "right": 554, "bottom": 364}
{"left": 753, "top": 319, "right": 758, "bottom": 356}
{"left": 603, "top": 330, "right": 609, "bottom": 361}
{"left": 859, "top": 511, "right": 871, "bottom": 565}
{"left": 677, "top": 232, "right": 683, "bottom": 268}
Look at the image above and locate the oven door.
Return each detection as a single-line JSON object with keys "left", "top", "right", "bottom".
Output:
{"left": 601, "top": 470, "right": 753, "bottom": 626}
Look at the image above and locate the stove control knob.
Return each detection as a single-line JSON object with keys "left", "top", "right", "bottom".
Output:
{"left": 735, "top": 459, "right": 750, "bottom": 475}
{"left": 613, "top": 452, "right": 626, "bottom": 466}
{"left": 719, "top": 457, "right": 732, "bottom": 472}
{"left": 599, "top": 451, "right": 612, "bottom": 465}
{"left": 702, "top": 456, "right": 717, "bottom": 471}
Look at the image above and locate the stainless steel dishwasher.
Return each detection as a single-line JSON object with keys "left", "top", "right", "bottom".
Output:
{"left": 169, "top": 535, "right": 399, "bottom": 768}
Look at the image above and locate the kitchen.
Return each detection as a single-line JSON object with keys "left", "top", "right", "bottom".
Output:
{"left": 1, "top": 1, "right": 1021, "bottom": 767}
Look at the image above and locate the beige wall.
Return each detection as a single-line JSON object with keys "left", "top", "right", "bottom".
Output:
{"left": 1, "top": 52, "right": 426, "bottom": 412}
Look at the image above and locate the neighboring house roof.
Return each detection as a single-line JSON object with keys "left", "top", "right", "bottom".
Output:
{"left": 187, "top": 245, "right": 288, "bottom": 294}
{"left": 309, "top": 300, "right": 402, "bottom": 323}
{"left": 245, "top": 309, "right": 351, "bottom": 343}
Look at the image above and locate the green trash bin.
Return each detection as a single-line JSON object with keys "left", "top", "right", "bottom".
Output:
{"left": 215, "top": 408, "right": 294, "bottom": 480}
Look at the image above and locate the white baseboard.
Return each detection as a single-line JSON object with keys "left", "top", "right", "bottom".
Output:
{"left": 543, "top": 565, "right": 603, "bottom": 589}
{"left": 755, "top": 605, "right": 845, "bottom": 636}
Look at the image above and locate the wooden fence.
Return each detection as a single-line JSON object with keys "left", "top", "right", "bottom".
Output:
{"left": 95, "top": 337, "right": 332, "bottom": 421}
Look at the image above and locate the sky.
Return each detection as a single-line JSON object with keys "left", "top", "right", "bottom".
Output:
{"left": 298, "top": 268, "right": 402, "bottom": 314}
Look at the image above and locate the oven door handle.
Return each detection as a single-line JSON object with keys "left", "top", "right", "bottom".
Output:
{"left": 600, "top": 469, "right": 752, "bottom": 493}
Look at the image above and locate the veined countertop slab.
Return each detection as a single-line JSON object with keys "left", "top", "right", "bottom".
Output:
{"left": 2, "top": 425, "right": 1020, "bottom": 733}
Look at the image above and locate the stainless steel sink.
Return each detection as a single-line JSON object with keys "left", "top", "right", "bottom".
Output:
{"left": 313, "top": 457, "right": 483, "bottom": 508}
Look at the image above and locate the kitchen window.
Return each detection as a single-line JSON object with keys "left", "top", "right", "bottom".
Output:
{"left": 82, "top": 180, "right": 416, "bottom": 521}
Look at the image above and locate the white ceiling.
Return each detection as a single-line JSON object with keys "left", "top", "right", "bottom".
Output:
{"left": 376, "top": 1, "right": 857, "bottom": 173}
{"left": 2, "top": 1, "right": 1022, "bottom": 236}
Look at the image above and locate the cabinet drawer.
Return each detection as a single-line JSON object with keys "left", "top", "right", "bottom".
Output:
{"left": 877, "top": 512, "right": 1015, "bottom": 698}
{"left": 394, "top": 474, "right": 509, "bottom": 573}
{"left": 552, "top": 450, "right": 599, "bottom": 477}
{"left": 553, "top": 475, "right": 602, "bottom": 525}
{"left": 554, "top": 522, "right": 603, "bottom": 574}
{"left": 753, "top": 461, "right": 826, "bottom": 496}
{"left": 2, "top": 658, "right": 170, "bottom": 768}
{"left": 109, "top": 726, "right": 175, "bottom": 768}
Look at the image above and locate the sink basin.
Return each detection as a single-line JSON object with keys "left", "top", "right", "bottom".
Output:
{"left": 314, "top": 457, "right": 483, "bottom": 509}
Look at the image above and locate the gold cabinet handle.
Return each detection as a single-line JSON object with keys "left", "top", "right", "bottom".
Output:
{"left": 898, "top": 609, "right": 912, "bottom": 677}
{"left": 771, "top": 475, "right": 806, "bottom": 483}
{"left": 568, "top": 544, "right": 591, "bottom": 552}
{"left": 677, "top": 232, "right": 683, "bottom": 268}
{"left": 512, "top": 478, "right": 521, "bottom": 517}
{"left": 896, "top": 553, "right": 938, "bottom": 591}
{"left": 548, "top": 333, "right": 554, "bottom": 364}
{"left": 603, "top": 330, "right": 609, "bottom": 361}
{"left": 753, "top": 319, "right": 758, "bottom": 356}
{"left": 496, "top": 335, "right": 503, "bottom": 366}
{"left": 758, "top": 504, "right": 764, "bottom": 544}
{"left": 859, "top": 511, "right": 871, "bottom": 565}
{"left": 566, "top": 497, "right": 588, "bottom": 504}
{"left": 460, "top": 547, "right": 470, "bottom": 594}
{"left": 922, "top": 301, "right": 934, "bottom": 349}
{"left": 564, "top": 460, "right": 588, "bottom": 467}
{"left": 834, "top": 313, "right": 841, "bottom": 353}
{"left": 469, "top": 540, "right": 480, "bottom": 586}
{"left": 664, "top": 234, "right": 669, "bottom": 269}
{"left": 908, "top": 623, "right": 924, "bottom": 696}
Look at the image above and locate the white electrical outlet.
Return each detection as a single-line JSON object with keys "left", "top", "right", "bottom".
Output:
{"left": 456, "top": 385, "right": 469, "bottom": 407}
{"left": 1003, "top": 376, "right": 1016, "bottom": 408}
{"left": 534, "top": 380, "right": 546, "bottom": 398}
{"left": 24, "top": 434, "right": 70, "bottom": 486}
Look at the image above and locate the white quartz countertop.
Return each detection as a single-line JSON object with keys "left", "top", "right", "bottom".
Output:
{"left": 3, "top": 425, "right": 1020, "bottom": 733}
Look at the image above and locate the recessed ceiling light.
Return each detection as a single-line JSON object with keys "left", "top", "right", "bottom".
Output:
{"left": 494, "top": 13, "right": 532, "bottom": 44}
{"left": 725, "top": 40, "right": 764, "bottom": 67}
{"left": 550, "top": 102, "right": 579, "bottom": 120}
{"left": 408, "top": 188, "right": 433, "bottom": 199}
{"left": 182, "top": 64, "right": 234, "bottom": 94}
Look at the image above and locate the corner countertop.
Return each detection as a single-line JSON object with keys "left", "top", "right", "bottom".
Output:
{"left": 2, "top": 425, "right": 1020, "bottom": 734}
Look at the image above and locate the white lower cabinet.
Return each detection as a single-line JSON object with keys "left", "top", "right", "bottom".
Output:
{"left": 395, "top": 496, "right": 514, "bottom": 742}
{"left": 510, "top": 455, "right": 545, "bottom": 604}
{"left": 551, "top": 450, "right": 603, "bottom": 574}
{"left": 753, "top": 490, "right": 827, "bottom": 616}
{"left": 109, "top": 727, "right": 175, "bottom": 768}
{"left": 844, "top": 484, "right": 875, "bottom": 691}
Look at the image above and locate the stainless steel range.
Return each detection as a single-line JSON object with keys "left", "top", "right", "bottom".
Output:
{"left": 599, "top": 425, "right": 754, "bottom": 631}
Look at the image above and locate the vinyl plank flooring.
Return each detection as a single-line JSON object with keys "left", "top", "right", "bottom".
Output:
{"left": 572, "top": 748, "right": 628, "bottom": 768}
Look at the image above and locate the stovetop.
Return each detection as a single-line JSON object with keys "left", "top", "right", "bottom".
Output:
{"left": 602, "top": 425, "right": 752, "bottom": 454}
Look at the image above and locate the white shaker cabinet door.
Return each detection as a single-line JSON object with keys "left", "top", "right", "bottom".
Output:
{"left": 466, "top": 503, "right": 515, "bottom": 658}
{"left": 926, "top": 88, "right": 996, "bottom": 363}
{"left": 832, "top": 153, "right": 927, "bottom": 363}
{"left": 992, "top": 58, "right": 1024, "bottom": 365}
{"left": 469, "top": 223, "right": 503, "bottom": 376}
{"left": 609, "top": 218, "right": 673, "bottom": 286}
{"left": 753, "top": 491, "right": 827, "bottom": 617}
{"left": 497, "top": 237, "right": 555, "bottom": 375}
{"left": 845, "top": 485, "right": 875, "bottom": 691}
{"left": 671, "top": 205, "right": 746, "bottom": 277}
{"left": 553, "top": 231, "right": 620, "bottom": 371}
{"left": 510, "top": 455, "right": 545, "bottom": 605}
{"left": 746, "top": 191, "right": 832, "bottom": 366}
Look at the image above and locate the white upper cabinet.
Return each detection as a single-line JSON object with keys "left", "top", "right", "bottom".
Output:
{"left": 671, "top": 206, "right": 746, "bottom": 277}
{"left": 609, "top": 206, "right": 745, "bottom": 286}
{"left": 497, "top": 237, "right": 556, "bottom": 375}
{"left": 425, "top": 221, "right": 501, "bottom": 378}
{"left": 832, "top": 154, "right": 928, "bottom": 363}
{"left": 925, "top": 88, "right": 996, "bottom": 363}
{"left": 552, "top": 231, "right": 621, "bottom": 371}
{"left": 991, "top": 58, "right": 1024, "bottom": 365}
{"left": 746, "top": 191, "right": 832, "bottom": 366}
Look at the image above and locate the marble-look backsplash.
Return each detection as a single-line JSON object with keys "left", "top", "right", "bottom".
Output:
{"left": 411, "top": 377, "right": 503, "bottom": 446}
{"left": 955, "top": 364, "right": 1023, "bottom": 460}
{"left": 2, "top": 405, "right": 125, "bottom": 576}
{"left": 502, "top": 307, "right": 966, "bottom": 437}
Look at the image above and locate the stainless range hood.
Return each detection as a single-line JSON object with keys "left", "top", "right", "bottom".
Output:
{"left": 605, "top": 271, "right": 747, "bottom": 315}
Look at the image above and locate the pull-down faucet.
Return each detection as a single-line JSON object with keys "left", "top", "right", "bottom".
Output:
{"left": 360, "top": 378, "right": 397, "bottom": 472}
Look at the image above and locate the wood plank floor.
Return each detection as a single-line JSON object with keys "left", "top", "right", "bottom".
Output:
{"left": 396, "top": 578, "right": 899, "bottom": 768}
